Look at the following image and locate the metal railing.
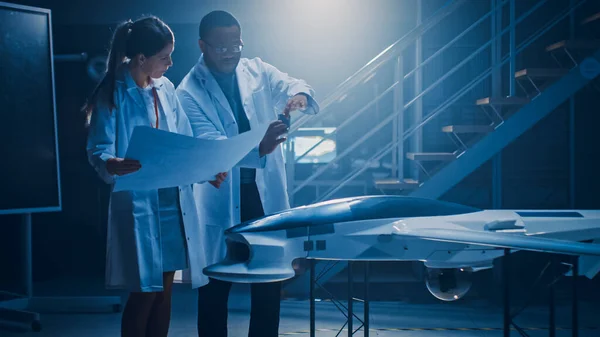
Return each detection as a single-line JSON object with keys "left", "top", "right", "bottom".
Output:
{"left": 288, "top": 0, "right": 468, "bottom": 134}
{"left": 290, "top": 0, "right": 533, "bottom": 197}
{"left": 293, "top": 0, "right": 508, "bottom": 165}
{"left": 313, "top": 0, "right": 587, "bottom": 202}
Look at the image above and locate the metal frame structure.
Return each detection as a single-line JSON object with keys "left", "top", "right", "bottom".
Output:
{"left": 392, "top": 56, "right": 404, "bottom": 180}
{"left": 286, "top": 0, "right": 469, "bottom": 200}
{"left": 307, "top": 252, "right": 581, "bottom": 337}
{"left": 288, "top": 0, "right": 539, "bottom": 201}
{"left": 411, "top": 0, "right": 424, "bottom": 183}
{"left": 490, "top": 0, "right": 506, "bottom": 210}
{"left": 308, "top": 260, "right": 371, "bottom": 337}
{"left": 288, "top": 0, "right": 591, "bottom": 204}
{"left": 569, "top": 0, "right": 577, "bottom": 209}
{"left": 289, "top": 0, "right": 468, "bottom": 134}
{"left": 411, "top": 47, "right": 600, "bottom": 200}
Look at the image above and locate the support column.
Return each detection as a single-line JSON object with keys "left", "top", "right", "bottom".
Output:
{"left": 569, "top": 0, "right": 576, "bottom": 208}
{"left": 491, "top": 0, "right": 503, "bottom": 209}
{"left": 392, "top": 56, "right": 404, "bottom": 180}
{"left": 411, "top": 0, "right": 423, "bottom": 182}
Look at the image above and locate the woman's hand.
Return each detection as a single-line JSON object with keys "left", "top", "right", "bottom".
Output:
{"left": 106, "top": 158, "right": 141, "bottom": 176}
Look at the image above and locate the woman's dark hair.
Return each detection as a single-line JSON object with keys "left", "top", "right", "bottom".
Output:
{"left": 83, "top": 16, "right": 174, "bottom": 119}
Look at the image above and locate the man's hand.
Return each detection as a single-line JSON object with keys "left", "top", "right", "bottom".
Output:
{"left": 282, "top": 94, "right": 308, "bottom": 118}
{"left": 209, "top": 172, "right": 228, "bottom": 189}
{"left": 259, "top": 120, "right": 288, "bottom": 157}
{"left": 106, "top": 158, "right": 141, "bottom": 176}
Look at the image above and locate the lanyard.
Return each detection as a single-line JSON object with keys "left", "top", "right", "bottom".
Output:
{"left": 152, "top": 87, "right": 159, "bottom": 129}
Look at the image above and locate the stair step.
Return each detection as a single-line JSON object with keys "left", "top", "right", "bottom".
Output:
{"left": 374, "top": 178, "right": 419, "bottom": 190}
{"left": 442, "top": 125, "right": 494, "bottom": 134}
{"left": 476, "top": 96, "right": 530, "bottom": 106}
{"left": 406, "top": 152, "right": 456, "bottom": 161}
{"left": 546, "top": 40, "right": 600, "bottom": 52}
{"left": 515, "top": 68, "right": 569, "bottom": 79}
{"left": 581, "top": 12, "right": 600, "bottom": 25}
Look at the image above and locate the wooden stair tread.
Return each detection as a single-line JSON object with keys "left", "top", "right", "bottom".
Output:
{"left": 546, "top": 40, "right": 600, "bottom": 52}
{"left": 374, "top": 178, "right": 419, "bottom": 190}
{"left": 476, "top": 96, "right": 530, "bottom": 106}
{"left": 406, "top": 152, "right": 456, "bottom": 161}
{"left": 581, "top": 12, "right": 600, "bottom": 25}
{"left": 442, "top": 125, "right": 494, "bottom": 133}
{"left": 515, "top": 68, "right": 569, "bottom": 79}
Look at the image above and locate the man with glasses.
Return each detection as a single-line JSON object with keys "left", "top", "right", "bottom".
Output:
{"left": 176, "top": 10, "right": 320, "bottom": 337}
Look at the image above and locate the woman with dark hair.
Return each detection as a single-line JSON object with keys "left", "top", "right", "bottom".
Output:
{"left": 85, "top": 16, "right": 224, "bottom": 337}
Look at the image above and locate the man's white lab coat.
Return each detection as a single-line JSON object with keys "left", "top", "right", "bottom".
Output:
{"left": 176, "top": 55, "right": 319, "bottom": 270}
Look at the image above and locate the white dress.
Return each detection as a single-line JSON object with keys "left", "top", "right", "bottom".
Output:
{"left": 139, "top": 83, "right": 189, "bottom": 272}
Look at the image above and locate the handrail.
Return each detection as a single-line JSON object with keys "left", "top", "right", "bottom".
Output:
{"left": 294, "top": 0, "right": 509, "bottom": 163}
{"left": 288, "top": 0, "right": 468, "bottom": 134}
{"left": 402, "top": 0, "right": 509, "bottom": 80}
{"left": 319, "top": 69, "right": 494, "bottom": 202}
{"left": 316, "top": 0, "right": 587, "bottom": 201}
{"left": 292, "top": 0, "right": 550, "bottom": 194}
{"left": 514, "top": 0, "right": 571, "bottom": 56}
{"left": 295, "top": 82, "right": 400, "bottom": 162}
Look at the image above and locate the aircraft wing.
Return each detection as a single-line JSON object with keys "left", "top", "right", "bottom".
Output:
{"left": 395, "top": 228, "right": 600, "bottom": 256}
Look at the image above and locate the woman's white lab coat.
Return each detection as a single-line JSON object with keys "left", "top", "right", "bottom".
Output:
{"left": 175, "top": 56, "right": 320, "bottom": 271}
{"left": 87, "top": 66, "right": 208, "bottom": 292}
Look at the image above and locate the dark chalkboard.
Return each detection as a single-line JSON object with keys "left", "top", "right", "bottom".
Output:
{"left": 0, "top": 2, "right": 61, "bottom": 214}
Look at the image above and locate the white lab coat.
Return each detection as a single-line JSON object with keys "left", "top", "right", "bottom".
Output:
{"left": 176, "top": 55, "right": 319, "bottom": 269}
{"left": 87, "top": 66, "right": 208, "bottom": 291}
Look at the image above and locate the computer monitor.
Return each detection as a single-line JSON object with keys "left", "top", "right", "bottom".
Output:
{"left": 0, "top": 2, "right": 61, "bottom": 215}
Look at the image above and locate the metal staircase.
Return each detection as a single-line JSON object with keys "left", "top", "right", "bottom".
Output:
{"left": 285, "top": 0, "right": 600, "bottom": 207}
{"left": 282, "top": 0, "right": 600, "bottom": 296}
{"left": 413, "top": 51, "right": 600, "bottom": 200}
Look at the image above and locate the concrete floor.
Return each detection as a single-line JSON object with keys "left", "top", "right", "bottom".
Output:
{"left": 1, "top": 280, "right": 599, "bottom": 337}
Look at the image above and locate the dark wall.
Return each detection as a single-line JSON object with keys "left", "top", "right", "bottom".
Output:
{"left": 13, "top": 0, "right": 416, "bottom": 96}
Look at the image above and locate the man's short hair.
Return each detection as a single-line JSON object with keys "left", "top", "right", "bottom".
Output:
{"left": 199, "top": 10, "right": 241, "bottom": 40}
